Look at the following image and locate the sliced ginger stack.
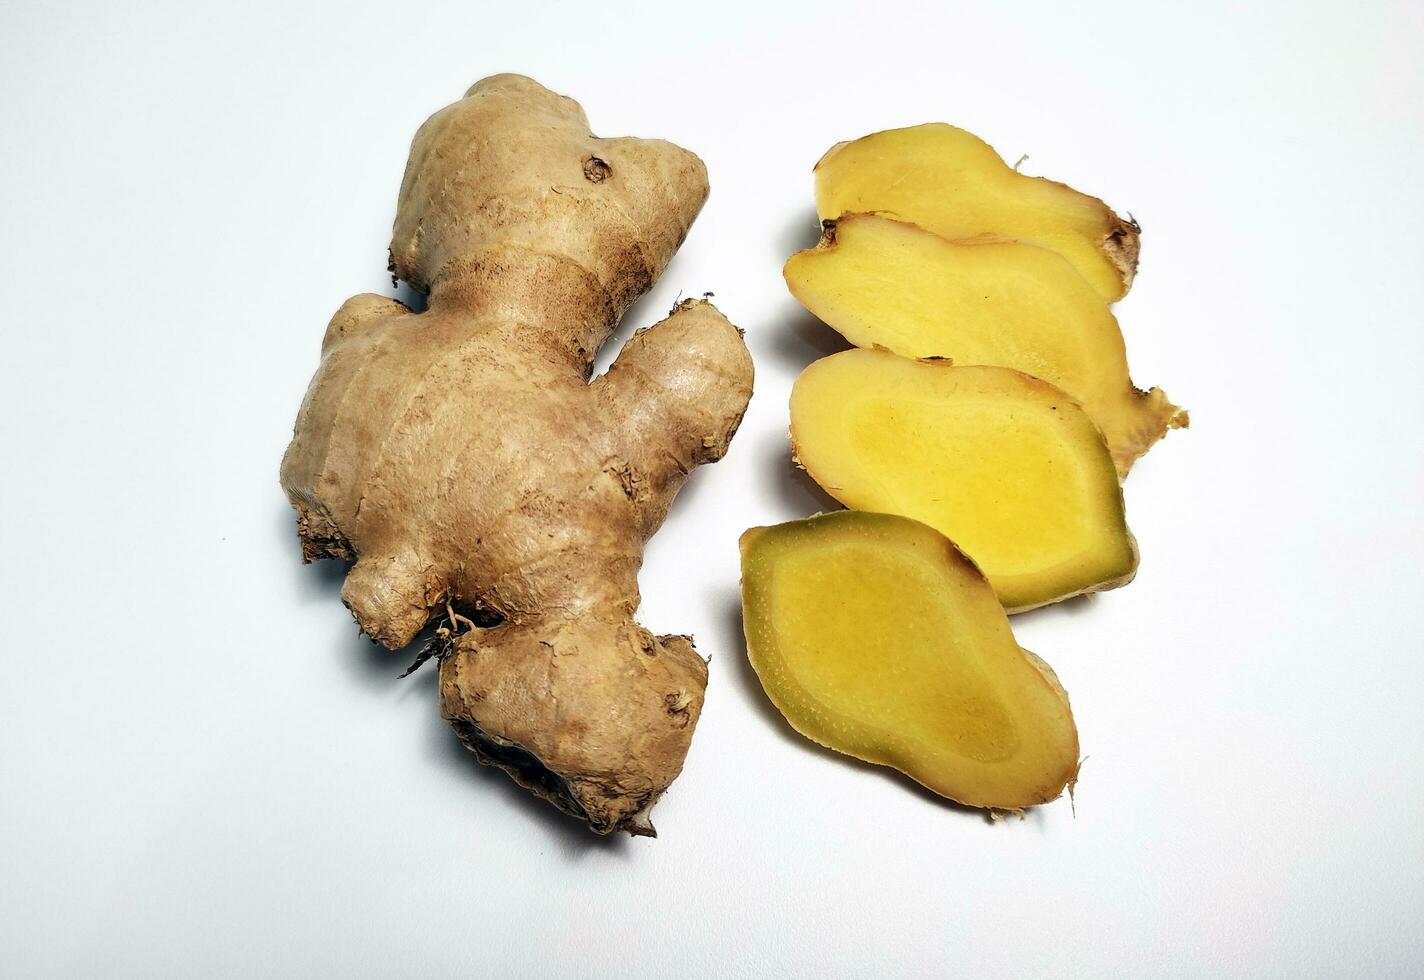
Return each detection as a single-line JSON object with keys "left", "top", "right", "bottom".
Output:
{"left": 785, "top": 120, "right": 1184, "bottom": 604}
{"left": 735, "top": 123, "right": 1186, "bottom": 814}
{"left": 785, "top": 213, "right": 1185, "bottom": 475}
{"left": 814, "top": 122, "right": 1140, "bottom": 302}
{"left": 797, "top": 123, "right": 1185, "bottom": 476}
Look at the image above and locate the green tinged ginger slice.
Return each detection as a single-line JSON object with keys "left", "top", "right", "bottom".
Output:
{"left": 784, "top": 213, "right": 1186, "bottom": 475}
{"left": 790, "top": 352, "right": 1137, "bottom": 612}
{"left": 739, "top": 511, "right": 1079, "bottom": 810}
{"left": 814, "top": 122, "right": 1139, "bottom": 301}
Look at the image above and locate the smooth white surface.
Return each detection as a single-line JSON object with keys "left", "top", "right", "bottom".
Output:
{"left": 2, "top": 0, "right": 1421, "bottom": 976}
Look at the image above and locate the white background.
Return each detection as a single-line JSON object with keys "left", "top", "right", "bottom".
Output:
{"left": 2, "top": 0, "right": 1420, "bottom": 976}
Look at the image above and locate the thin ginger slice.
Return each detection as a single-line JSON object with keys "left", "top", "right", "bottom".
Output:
{"left": 740, "top": 511, "right": 1080, "bottom": 810}
{"left": 791, "top": 353, "right": 1137, "bottom": 612}
{"left": 814, "top": 123, "right": 1139, "bottom": 301}
{"left": 784, "top": 213, "right": 1186, "bottom": 476}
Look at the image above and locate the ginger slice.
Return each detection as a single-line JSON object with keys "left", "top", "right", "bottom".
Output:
{"left": 739, "top": 511, "right": 1080, "bottom": 810}
{"left": 814, "top": 123, "right": 1139, "bottom": 301}
{"left": 790, "top": 352, "right": 1137, "bottom": 612}
{"left": 784, "top": 213, "right": 1185, "bottom": 475}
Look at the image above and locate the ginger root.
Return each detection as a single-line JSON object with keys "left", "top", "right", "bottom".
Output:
{"left": 791, "top": 352, "right": 1137, "bottom": 612}
{"left": 785, "top": 213, "right": 1185, "bottom": 475}
{"left": 815, "top": 123, "right": 1139, "bottom": 301}
{"left": 281, "top": 75, "right": 754, "bottom": 835}
{"left": 740, "top": 512, "right": 1080, "bottom": 810}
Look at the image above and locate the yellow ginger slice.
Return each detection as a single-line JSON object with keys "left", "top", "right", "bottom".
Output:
{"left": 790, "top": 352, "right": 1137, "bottom": 612}
{"left": 815, "top": 123, "right": 1139, "bottom": 301}
{"left": 739, "top": 511, "right": 1080, "bottom": 810}
{"left": 784, "top": 213, "right": 1186, "bottom": 475}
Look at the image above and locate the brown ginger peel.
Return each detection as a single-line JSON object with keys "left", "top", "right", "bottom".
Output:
{"left": 281, "top": 74, "right": 754, "bottom": 835}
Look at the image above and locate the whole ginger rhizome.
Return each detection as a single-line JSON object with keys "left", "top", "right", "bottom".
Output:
{"left": 281, "top": 75, "right": 754, "bottom": 836}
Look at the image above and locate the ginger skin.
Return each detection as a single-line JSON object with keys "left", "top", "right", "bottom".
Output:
{"left": 281, "top": 75, "right": 754, "bottom": 835}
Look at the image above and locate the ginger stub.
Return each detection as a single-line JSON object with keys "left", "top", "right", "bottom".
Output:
{"left": 791, "top": 353, "right": 1137, "bottom": 612}
{"left": 739, "top": 512, "right": 1080, "bottom": 810}
{"left": 281, "top": 75, "right": 754, "bottom": 836}
{"left": 784, "top": 213, "right": 1185, "bottom": 476}
{"left": 815, "top": 122, "right": 1139, "bottom": 302}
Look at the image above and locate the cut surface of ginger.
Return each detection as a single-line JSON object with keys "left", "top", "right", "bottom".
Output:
{"left": 814, "top": 122, "right": 1139, "bottom": 301}
{"left": 790, "top": 353, "right": 1137, "bottom": 612}
{"left": 739, "top": 511, "right": 1080, "bottom": 809}
{"left": 784, "top": 213, "right": 1185, "bottom": 475}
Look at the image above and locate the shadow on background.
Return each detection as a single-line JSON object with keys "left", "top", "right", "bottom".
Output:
{"left": 776, "top": 204, "right": 824, "bottom": 257}
{"left": 762, "top": 208, "right": 854, "bottom": 373}
{"left": 422, "top": 707, "right": 632, "bottom": 857}
{"left": 1009, "top": 591, "right": 1099, "bottom": 627}
{"left": 758, "top": 430, "right": 841, "bottom": 516}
